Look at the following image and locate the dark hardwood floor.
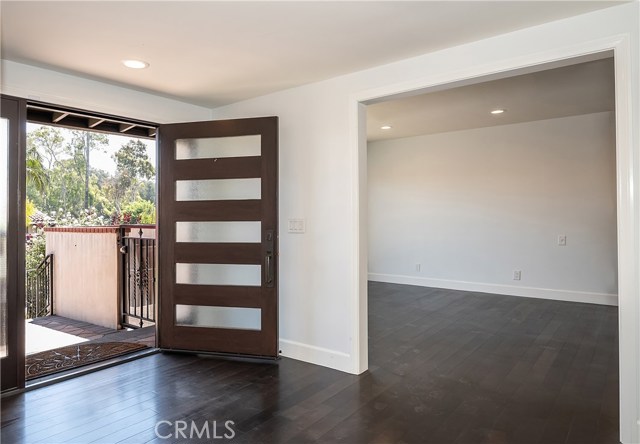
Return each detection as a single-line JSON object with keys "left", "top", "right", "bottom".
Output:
{"left": 1, "top": 282, "right": 619, "bottom": 443}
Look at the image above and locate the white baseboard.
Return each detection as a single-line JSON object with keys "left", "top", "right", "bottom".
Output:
{"left": 368, "top": 273, "right": 618, "bottom": 306}
{"left": 278, "top": 339, "right": 355, "bottom": 374}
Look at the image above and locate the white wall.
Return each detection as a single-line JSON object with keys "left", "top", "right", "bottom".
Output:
{"left": 368, "top": 112, "right": 617, "bottom": 305}
{"left": 0, "top": 60, "right": 211, "bottom": 123}
{"left": 211, "top": 4, "right": 638, "bottom": 441}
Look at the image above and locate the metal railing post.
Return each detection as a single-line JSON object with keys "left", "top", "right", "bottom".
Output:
{"left": 26, "top": 253, "right": 54, "bottom": 319}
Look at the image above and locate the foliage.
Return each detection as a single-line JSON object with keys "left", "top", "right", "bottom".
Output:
{"left": 25, "top": 233, "right": 46, "bottom": 272}
{"left": 138, "top": 180, "right": 156, "bottom": 203}
{"left": 110, "top": 140, "right": 155, "bottom": 212}
{"left": 26, "top": 141, "right": 48, "bottom": 194}
{"left": 26, "top": 125, "right": 156, "bottom": 225}
{"left": 67, "top": 130, "right": 109, "bottom": 157}
{"left": 27, "top": 126, "right": 65, "bottom": 170}
{"left": 114, "top": 139, "right": 155, "bottom": 179}
{"left": 121, "top": 199, "right": 156, "bottom": 224}
{"left": 109, "top": 211, "right": 133, "bottom": 225}
{"left": 41, "top": 158, "right": 85, "bottom": 214}
{"left": 49, "top": 207, "right": 110, "bottom": 227}
{"left": 25, "top": 199, "right": 37, "bottom": 227}
{"left": 67, "top": 131, "right": 109, "bottom": 209}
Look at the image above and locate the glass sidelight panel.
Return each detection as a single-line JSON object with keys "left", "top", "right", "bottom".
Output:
{"left": 176, "top": 178, "right": 261, "bottom": 201}
{"left": 176, "top": 305, "right": 261, "bottom": 330}
{"left": 176, "top": 135, "right": 261, "bottom": 160}
{"left": 176, "top": 221, "right": 261, "bottom": 243}
{"left": 176, "top": 263, "right": 261, "bottom": 286}
{"left": 0, "top": 119, "right": 7, "bottom": 358}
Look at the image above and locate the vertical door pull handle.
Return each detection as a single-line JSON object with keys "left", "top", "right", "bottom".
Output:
{"left": 264, "top": 229, "right": 275, "bottom": 287}
{"left": 265, "top": 254, "right": 274, "bottom": 286}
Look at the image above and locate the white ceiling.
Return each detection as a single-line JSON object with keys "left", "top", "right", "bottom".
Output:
{"left": 0, "top": 1, "right": 625, "bottom": 108}
{"left": 367, "top": 57, "right": 615, "bottom": 141}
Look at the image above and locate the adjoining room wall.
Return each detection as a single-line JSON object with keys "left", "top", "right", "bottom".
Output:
{"left": 367, "top": 112, "right": 617, "bottom": 305}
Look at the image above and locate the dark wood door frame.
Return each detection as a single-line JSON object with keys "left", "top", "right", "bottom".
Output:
{"left": 0, "top": 97, "right": 159, "bottom": 392}
{"left": 1, "top": 95, "right": 27, "bottom": 392}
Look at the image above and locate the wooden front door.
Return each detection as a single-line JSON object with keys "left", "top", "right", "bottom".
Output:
{"left": 157, "top": 117, "right": 278, "bottom": 357}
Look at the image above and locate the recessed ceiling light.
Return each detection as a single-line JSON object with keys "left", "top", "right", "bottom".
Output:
{"left": 491, "top": 109, "right": 506, "bottom": 115}
{"left": 122, "top": 59, "right": 149, "bottom": 69}
{"left": 380, "top": 125, "right": 392, "bottom": 130}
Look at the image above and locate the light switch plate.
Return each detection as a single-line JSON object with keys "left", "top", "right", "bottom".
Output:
{"left": 288, "top": 219, "right": 305, "bottom": 233}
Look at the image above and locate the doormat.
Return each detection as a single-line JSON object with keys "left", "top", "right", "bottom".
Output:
{"left": 26, "top": 342, "right": 148, "bottom": 380}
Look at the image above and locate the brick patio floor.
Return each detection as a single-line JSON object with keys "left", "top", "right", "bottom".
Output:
{"left": 29, "top": 315, "right": 156, "bottom": 348}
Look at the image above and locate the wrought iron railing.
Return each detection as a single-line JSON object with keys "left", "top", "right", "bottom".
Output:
{"left": 26, "top": 254, "right": 54, "bottom": 319}
{"left": 119, "top": 227, "right": 156, "bottom": 328}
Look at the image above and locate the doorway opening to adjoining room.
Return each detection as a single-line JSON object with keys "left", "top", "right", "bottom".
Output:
{"left": 353, "top": 43, "right": 635, "bottom": 443}
{"left": 363, "top": 56, "right": 619, "bottom": 443}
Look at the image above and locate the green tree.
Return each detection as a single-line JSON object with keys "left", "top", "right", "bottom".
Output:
{"left": 25, "top": 198, "right": 37, "bottom": 227}
{"left": 67, "top": 130, "right": 108, "bottom": 209}
{"left": 46, "top": 158, "right": 85, "bottom": 215}
{"left": 26, "top": 143, "right": 47, "bottom": 195}
{"left": 25, "top": 233, "right": 46, "bottom": 271}
{"left": 28, "top": 126, "right": 64, "bottom": 170}
{"left": 121, "top": 199, "right": 156, "bottom": 224}
{"left": 26, "top": 125, "right": 156, "bottom": 224}
{"left": 27, "top": 127, "right": 108, "bottom": 216}
{"left": 138, "top": 180, "right": 156, "bottom": 203}
{"left": 26, "top": 126, "right": 63, "bottom": 205}
{"left": 89, "top": 168, "right": 115, "bottom": 217}
{"left": 110, "top": 140, "right": 155, "bottom": 212}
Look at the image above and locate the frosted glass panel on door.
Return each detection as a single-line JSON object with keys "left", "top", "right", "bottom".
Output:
{"left": 176, "top": 178, "right": 261, "bottom": 201}
{"left": 176, "top": 135, "right": 261, "bottom": 160}
{"left": 176, "top": 221, "right": 261, "bottom": 243}
{"left": 0, "top": 119, "right": 8, "bottom": 358}
{"left": 176, "top": 305, "right": 261, "bottom": 330}
{"left": 176, "top": 263, "right": 261, "bottom": 286}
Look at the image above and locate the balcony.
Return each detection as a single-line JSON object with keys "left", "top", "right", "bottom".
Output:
{"left": 25, "top": 224, "right": 156, "bottom": 379}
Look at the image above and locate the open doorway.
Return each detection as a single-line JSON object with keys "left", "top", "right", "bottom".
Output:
{"left": 2, "top": 99, "right": 280, "bottom": 392}
{"left": 363, "top": 57, "right": 620, "bottom": 442}
{"left": 24, "top": 108, "right": 157, "bottom": 381}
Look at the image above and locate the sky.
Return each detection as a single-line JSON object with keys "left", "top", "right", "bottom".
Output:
{"left": 27, "top": 122, "right": 156, "bottom": 176}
